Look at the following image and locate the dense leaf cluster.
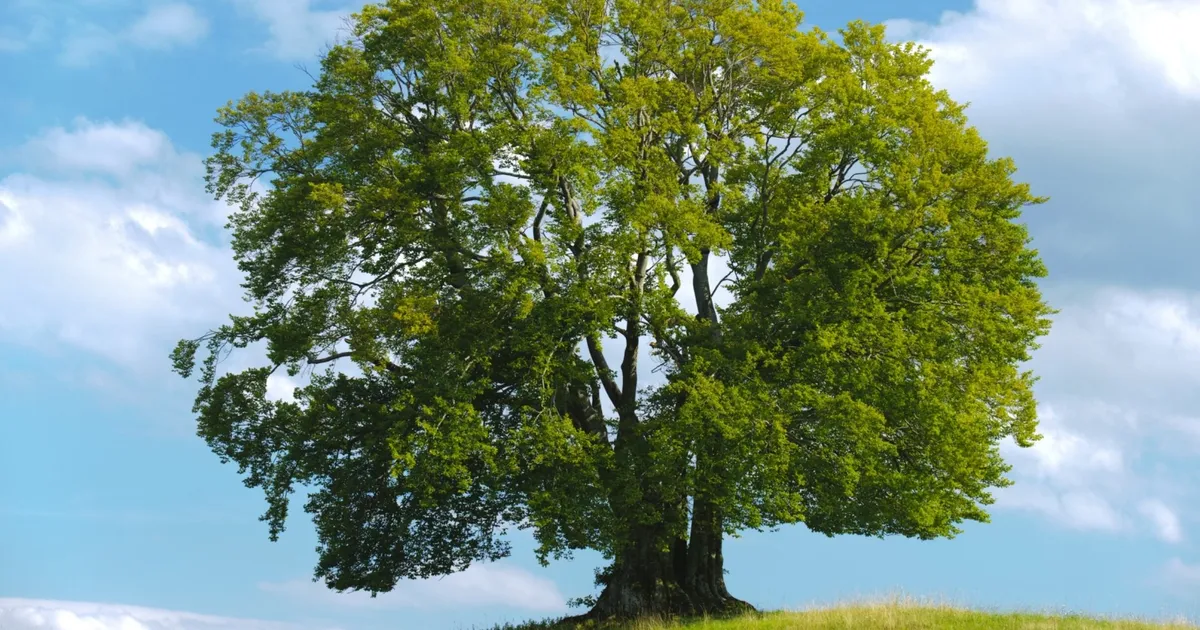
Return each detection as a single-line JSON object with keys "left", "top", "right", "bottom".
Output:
{"left": 173, "top": 0, "right": 1053, "bottom": 605}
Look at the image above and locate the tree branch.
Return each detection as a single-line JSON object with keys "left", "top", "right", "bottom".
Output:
{"left": 586, "top": 335, "right": 622, "bottom": 409}
{"left": 532, "top": 194, "right": 550, "bottom": 242}
{"left": 710, "top": 267, "right": 736, "bottom": 301}
{"left": 307, "top": 350, "right": 402, "bottom": 375}
{"left": 823, "top": 154, "right": 857, "bottom": 204}
{"left": 665, "top": 245, "right": 682, "bottom": 297}
{"left": 619, "top": 251, "right": 649, "bottom": 407}
{"left": 308, "top": 351, "right": 354, "bottom": 365}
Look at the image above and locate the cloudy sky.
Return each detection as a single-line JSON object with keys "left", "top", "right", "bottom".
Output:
{"left": 2, "top": 0, "right": 1200, "bottom": 628}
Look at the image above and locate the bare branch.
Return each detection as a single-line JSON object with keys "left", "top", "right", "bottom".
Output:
{"left": 754, "top": 250, "right": 773, "bottom": 282}
{"left": 665, "top": 245, "right": 682, "bottom": 297}
{"left": 532, "top": 195, "right": 550, "bottom": 242}
{"left": 307, "top": 351, "right": 354, "bottom": 365}
{"left": 618, "top": 251, "right": 649, "bottom": 404}
{"left": 315, "top": 273, "right": 367, "bottom": 289}
{"left": 586, "top": 335, "right": 622, "bottom": 408}
{"left": 823, "top": 154, "right": 858, "bottom": 204}
{"left": 710, "top": 267, "right": 736, "bottom": 300}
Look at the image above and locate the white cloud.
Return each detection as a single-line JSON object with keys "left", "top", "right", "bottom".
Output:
{"left": 234, "top": 0, "right": 352, "bottom": 61}
{"left": 886, "top": 0, "right": 1200, "bottom": 291}
{"left": 1032, "top": 290, "right": 1200, "bottom": 446}
{"left": 890, "top": 0, "right": 1200, "bottom": 101}
{"left": 1161, "top": 558, "right": 1200, "bottom": 602}
{"left": 995, "top": 405, "right": 1130, "bottom": 532}
{"left": 0, "top": 598, "right": 319, "bottom": 630}
{"left": 59, "top": 23, "right": 120, "bottom": 67}
{"left": 20, "top": 118, "right": 178, "bottom": 179}
{"left": 1002, "top": 408, "right": 1124, "bottom": 482}
{"left": 996, "top": 486, "right": 1126, "bottom": 533}
{"left": 1139, "top": 499, "right": 1184, "bottom": 544}
{"left": 0, "top": 35, "right": 28, "bottom": 51}
{"left": 0, "top": 119, "right": 238, "bottom": 371}
{"left": 259, "top": 563, "right": 567, "bottom": 612}
{"left": 127, "top": 3, "right": 210, "bottom": 50}
{"left": 57, "top": 2, "right": 208, "bottom": 66}
{"left": 266, "top": 373, "right": 299, "bottom": 403}
{"left": 992, "top": 291, "right": 1200, "bottom": 538}
{"left": 0, "top": 195, "right": 32, "bottom": 246}
{"left": 0, "top": 13, "right": 50, "bottom": 52}
{"left": 1163, "top": 415, "right": 1200, "bottom": 447}
{"left": 1164, "top": 558, "right": 1200, "bottom": 586}
{"left": 884, "top": 0, "right": 1200, "bottom": 550}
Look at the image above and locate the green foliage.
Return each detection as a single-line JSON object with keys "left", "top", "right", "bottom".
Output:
{"left": 174, "top": 0, "right": 1054, "bottom": 601}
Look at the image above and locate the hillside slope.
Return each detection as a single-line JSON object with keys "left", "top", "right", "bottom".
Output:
{"left": 498, "top": 601, "right": 1198, "bottom": 630}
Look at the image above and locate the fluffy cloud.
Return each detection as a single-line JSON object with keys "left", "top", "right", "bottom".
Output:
{"left": 266, "top": 373, "right": 301, "bottom": 403}
{"left": 1140, "top": 499, "right": 1185, "bottom": 544}
{"left": 0, "top": 599, "right": 321, "bottom": 630}
{"left": 996, "top": 486, "right": 1126, "bottom": 533}
{"left": 56, "top": 3, "right": 209, "bottom": 66}
{"left": 995, "top": 406, "right": 1129, "bottom": 534}
{"left": 127, "top": 3, "right": 210, "bottom": 50}
{"left": 20, "top": 118, "right": 181, "bottom": 179}
{"left": 1003, "top": 409, "right": 1124, "bottom": 483}
{"left": 888, "top": 1, "right": 1200, "bottom": 548}
{"left": 0, "top": 118, "right": 238, "bottom": 372}
{"left": 990, "top": 291, "right": 1199, "bottom": 541}
{"left": 1161, "top": 557, "right": 1200, "bottom": 604}
{"left": 1164, "top": 558, "right": 1200, "bottom": 588}
{"left": 888, "top": 0, "right": 1200, "bottom": 291}
{"left": 1, "top": 1, "right": 208, "bottom": 64}
{"left": 0, "top": 18, "right": 49, "bottom": 53}
{"left": 259, "top": 563, "right": 567, "bottom": 612}
{"left": 890, "top": 0, "right": 1200, "bottom": 99}
{"left": 234, "top": 0, "right": 353, "bottom": 61}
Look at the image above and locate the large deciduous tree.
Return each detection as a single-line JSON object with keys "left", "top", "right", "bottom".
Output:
{"left": 172, "top": 0, "right": 1053, "bottom": 621}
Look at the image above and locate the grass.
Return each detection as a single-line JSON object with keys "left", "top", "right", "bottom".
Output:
{"left": 489, "top": 596, "right": 1198, "bottom": 630}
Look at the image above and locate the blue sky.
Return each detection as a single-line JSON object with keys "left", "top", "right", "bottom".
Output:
{"left": 3, "top": 0, "right": 1200, "bottom": 628}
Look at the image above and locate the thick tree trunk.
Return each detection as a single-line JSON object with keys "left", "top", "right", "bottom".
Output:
{"left": 561, "top": 504, "right": 753, "bottom": 625}
{"left": 682, "top": 498, "right": 753, "bottom": 615}
{"left": 585, "top": 528, "right": 692, "bottom": 620}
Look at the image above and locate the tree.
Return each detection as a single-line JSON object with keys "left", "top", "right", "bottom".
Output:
{"left": 172, "top": 0, "right": 1053, "bottom": 621}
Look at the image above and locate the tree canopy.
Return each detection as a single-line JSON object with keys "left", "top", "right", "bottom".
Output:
{"left": 173, "top": 0, "right": 1053, "bottom": 620}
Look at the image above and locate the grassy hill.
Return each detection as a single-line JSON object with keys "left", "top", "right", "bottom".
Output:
{"left": 496, "top": 598, "right": 1198, "bottom": 630}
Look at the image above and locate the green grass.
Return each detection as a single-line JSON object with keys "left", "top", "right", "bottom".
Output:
{"left": 490, "top": 596, "right": 1198, "bottom": 630}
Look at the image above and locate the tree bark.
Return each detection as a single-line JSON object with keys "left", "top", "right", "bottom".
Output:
{"left": 586, "top": 527, "right": 692, "bottom": 620}
{"left": 561, "top": 504, "right": 754, "bottom": 625}
{"left": 683, "top": 498, "right": 753, "bottom": 614}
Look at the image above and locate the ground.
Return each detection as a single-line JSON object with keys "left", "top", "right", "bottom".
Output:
{"left": 496, "top": 599, "right": 1197, "bottom": 630}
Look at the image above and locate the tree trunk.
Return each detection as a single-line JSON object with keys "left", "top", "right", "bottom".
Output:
{"left": 683, "top": 498, "right": 753, "bottom": 615}
{"left": 561, "top": 504, "right": 754, "bottom": 625}
{"left": 585, "top": 528, "right": 692, "bottom": 620}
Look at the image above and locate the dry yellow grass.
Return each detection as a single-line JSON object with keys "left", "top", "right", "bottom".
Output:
{"left": 497, "top": 596, "right": 1197, "bottom": 630}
